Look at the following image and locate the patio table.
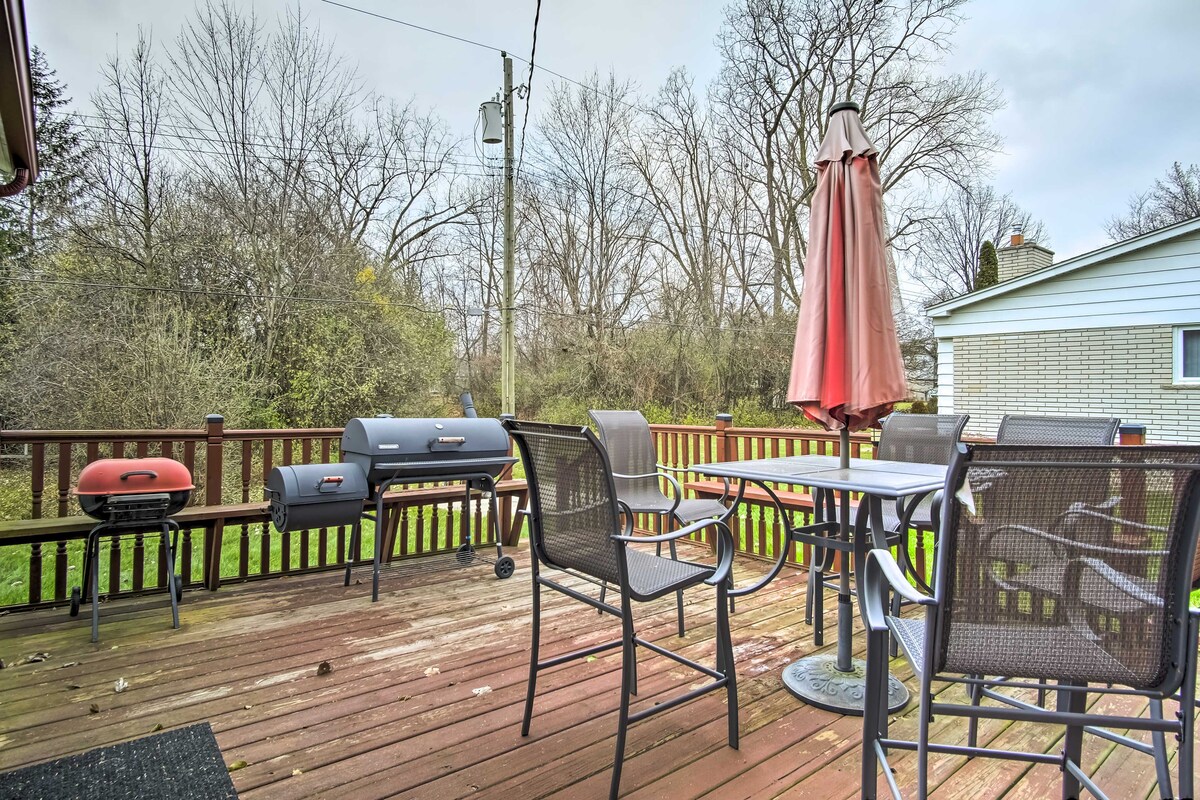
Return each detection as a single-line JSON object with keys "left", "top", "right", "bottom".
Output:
{"left": 700, "top": 455, "right": 946, "bottom": 715}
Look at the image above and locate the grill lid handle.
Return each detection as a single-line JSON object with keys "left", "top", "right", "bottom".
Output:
{"left": 119, "top": 470, "right": 158, "bottom": 480}
{"left": 430, "top": 436, "right": 466, "bottom": 450}
{"left": 317, "top": 475, "right": 346, "bottom": 492}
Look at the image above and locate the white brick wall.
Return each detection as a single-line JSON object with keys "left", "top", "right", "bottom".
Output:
{"left": 951, "top": 325, "right": 1200, "bottom": 443}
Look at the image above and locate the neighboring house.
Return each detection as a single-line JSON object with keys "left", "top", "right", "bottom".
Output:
{"left": 928, "top": 216, "right": 1200, "bottom": 444}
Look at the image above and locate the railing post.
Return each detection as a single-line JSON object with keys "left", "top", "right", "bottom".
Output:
{"left": 715, "top": 413, "right": 734, "bottom": 462}
{"left": 1117, "top": 423, "right": 1148, "bottom": 551}
{"left": 1118, "top": 422, "right": 1146, "bottom": 446}
{"left": 203, "top": 414, "right": 225, "bottom": 590}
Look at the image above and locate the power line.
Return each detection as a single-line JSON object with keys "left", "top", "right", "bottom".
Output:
{"left": 516, "top": 0, "right": 541, "bottom": 179}
{"left": 318, "top": 0, "right": 642, "bottom": 114}
{"left": 74, "top": 115, "right": 506, "bottom": 173}
{"left": 318, "top": 0, "right": 511, "bottom": 55}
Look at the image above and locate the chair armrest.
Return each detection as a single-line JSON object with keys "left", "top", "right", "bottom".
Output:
{"left": 659, "top": 464, "right": 730, "bottom": 502}
{"left": 611, "top": 514, "right": 719, "bottom": 544}
{"left": 612, "top": 470, "right": 684, "bottom": 515}
{"left": 702, "top": 520, "right": 735, "bottom": 587}
{"left": 992, "top": 523, "right": 1170, "bottom": 557}
{"left": 1077, "top": 557, "right": 1163, "bottom": 608}
{"left": 862, "top": 549, "right": 934, "bottom": 633}
{"left": 615, "top": 499, "right": 635, "bottom": 537}
{"left": 1061, "top": 503, "right": 1168, "bottom": 534}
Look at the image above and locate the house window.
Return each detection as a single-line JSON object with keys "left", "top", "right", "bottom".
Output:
{"left": 1178, "top": 327, "right": 1200, "bottom": 384}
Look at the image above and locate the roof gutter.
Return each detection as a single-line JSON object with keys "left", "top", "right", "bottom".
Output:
{"left": 0, "top": 0, "right": 36, "bottom": 196}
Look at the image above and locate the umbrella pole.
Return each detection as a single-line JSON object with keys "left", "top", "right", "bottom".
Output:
{"left": 782, "top": 425, "right": 909, "bottom": 714}
{"left": 836, "top": 427, "right": 852, "bottom": 672}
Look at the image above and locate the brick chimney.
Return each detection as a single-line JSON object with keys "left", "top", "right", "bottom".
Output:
{"left": 997, "top": 223, "right": 1054, "bottom": 282}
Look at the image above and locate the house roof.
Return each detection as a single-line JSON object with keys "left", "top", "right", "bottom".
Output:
{"left": 0, "top": 0, "right": 35, "bottom": 195}
{"left": 927, "top": 215, "right": 1200, "bottom": 318}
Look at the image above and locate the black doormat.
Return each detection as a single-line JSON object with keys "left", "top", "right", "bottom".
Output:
{"left": 0, "top": 722, "right": 238, "bottom": 800}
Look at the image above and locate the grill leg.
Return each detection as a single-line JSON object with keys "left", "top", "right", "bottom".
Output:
{"left": 344, "top": 517, "right": 361, "bottom": 587}
{"left": 371, "top": 495, "right": 384, "bottom": 602}
{"left": 162, "top": 521, "right": 180, "bottom": 630}
{"left": 486, "top": 479, "right": 504, "bottom": 558}
{"left": 89, "top": 527, "right": 104, "bottom": 643}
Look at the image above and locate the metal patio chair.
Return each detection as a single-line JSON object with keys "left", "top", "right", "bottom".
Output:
{"left": 980, "top": 414, "right": 1121, "bottom": 705}
{"left": 861, "top": 443, "right": 1200, "bottom": 800}
{"left": 589, "top": 409, "right": 731, "bottom": 635}
{"left": 505, "top": 419, "right": 738, "bottom": 800}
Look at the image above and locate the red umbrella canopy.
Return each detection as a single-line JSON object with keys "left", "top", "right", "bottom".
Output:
{"left": 787, "top": 102, "right": 907, "bottom": 432}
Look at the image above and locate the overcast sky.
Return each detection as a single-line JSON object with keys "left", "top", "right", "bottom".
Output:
{"left": 26, "top": 0, "right": 1200, "bottom": 266}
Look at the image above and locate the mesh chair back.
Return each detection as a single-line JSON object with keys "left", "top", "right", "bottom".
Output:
{"left": 996, "top": 414, "right": 1120, "bottom": 446}
{"left": 877, "top": 413, "right": 968, "bottom": 464}
{"left": 935, "top": 444, "right": 1200, "bottom": 692}
{"left": 994, "top": 415, "right": 1121, "bottom": 532}
{"left": 506, "top": 420, "right": 623, "bottom": 584}
{"left": 588, "top": 410, "right": 672, "bottom": 510}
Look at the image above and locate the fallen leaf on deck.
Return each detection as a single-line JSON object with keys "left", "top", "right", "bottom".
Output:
{"left": 21, "top": 652, "right": 50, "bottom": 664}
{"left": 59, "top": 661, "right": 78, "bottom": 668}
{"left": 151, "top": 723, "right": 163, "bottom": 732}
{"left": 471, "top": 686, "right": 492, "bottom": 697}
{"left": 89, "top": 703, "right": 100, "bottom": 714}
{"left": 228, "top": 760, "right": 248, "bottom": 772}
{"left": 66, "top": 683, "right": 81, "bottom": 690}
{"left": 291, "top": 769, "right": 304, "bottom": 777}
{"left": 423, "top": 666, "right": 440, "bottom": 676}
{"left": 244, "top": 705, "right": 252, "bottom": 710}
{"left": 114, "top": 678, "right": 129, "bottom": 693}
{"left": 316, "top": 661, "right": 332, "bottom": 676}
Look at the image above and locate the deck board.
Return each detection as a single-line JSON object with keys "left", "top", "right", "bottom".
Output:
{"left": 0, "top": 544, "right": 1191, "bottom": 799}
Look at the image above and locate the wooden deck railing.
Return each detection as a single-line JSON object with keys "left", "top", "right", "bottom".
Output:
{"left": 0, "top": 414, "right": 1160, "bottom": 612}
{"left": 0, "top": 416, "right": 526, "bottom": 610}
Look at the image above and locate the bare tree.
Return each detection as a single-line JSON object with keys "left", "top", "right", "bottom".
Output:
{"left": 520, "top": 73, "right": 656, "bottom": 393}
{"left": 1106, "top": 162, "right": 1200, "bottom": 240}
{"left": 77, "top": 31, "right": 176, "bottom": 279}
{"left": 714, "top": 0, "right": 1003, "bottom": 312}
{"left": 908, "top": 183, "right": 1046, "bottom": 302}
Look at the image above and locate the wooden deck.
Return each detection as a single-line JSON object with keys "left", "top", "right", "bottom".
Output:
{"left": 0, "top": 545, "right": 1189, "bottom": 799}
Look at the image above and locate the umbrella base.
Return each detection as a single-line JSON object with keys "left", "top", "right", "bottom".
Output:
{"left": 782, "top": 654, "right": 908, "bottom": 715}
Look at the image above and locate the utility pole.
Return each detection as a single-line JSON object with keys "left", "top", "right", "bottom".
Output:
{"left": 500, "top": 53, "right": 516, "bottom": 416}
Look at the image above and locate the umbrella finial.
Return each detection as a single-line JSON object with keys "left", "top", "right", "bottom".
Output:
{"left": 828, "top": 100, "right": 860, "bottom": 117}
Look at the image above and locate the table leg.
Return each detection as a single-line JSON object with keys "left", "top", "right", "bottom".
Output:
{"left": 782, "top": 494, "right": 909, "bottom": 716}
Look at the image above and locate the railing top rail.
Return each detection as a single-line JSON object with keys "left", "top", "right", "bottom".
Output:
{"left": 646, "top": 424, "right": 718, "bottom": 433}
{"left": 0, "top": 429, "right": 206, "bottom": 443}
{"left": 224, "top": 428, "right": 345, "bottom": 440}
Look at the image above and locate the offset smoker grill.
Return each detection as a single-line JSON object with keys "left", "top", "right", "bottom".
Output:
{"left": 341, "top": 415, "right": 518, "bottom": 601}
{"left": 74, "top": 458, "right": 194, "bottom": 642}
{"left": 266, "top": 407, "right": 518, "bottom": 603}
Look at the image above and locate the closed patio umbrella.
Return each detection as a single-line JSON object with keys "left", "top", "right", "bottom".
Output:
{"left": 788, "top": 101, "right": 906, "bottom": 433}
{"left": 784, "top": 100, "right": 909, "bottom": 714}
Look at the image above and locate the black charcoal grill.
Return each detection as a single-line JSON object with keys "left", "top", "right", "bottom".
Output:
{"left": 341, "top": 413, "right": 517, "bottom": 601}
{"left": 266, "top": 401, "right": 518, "bottom": 602}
